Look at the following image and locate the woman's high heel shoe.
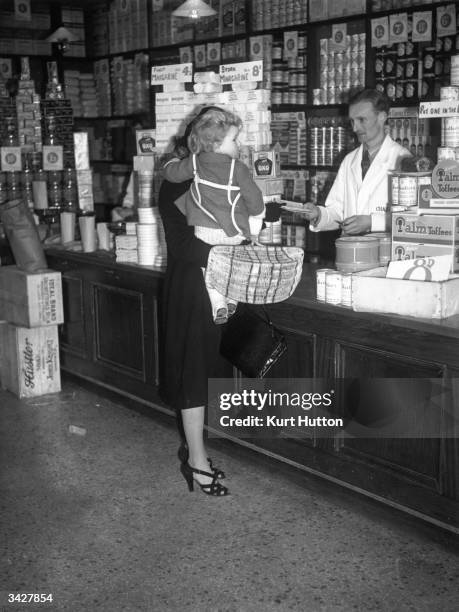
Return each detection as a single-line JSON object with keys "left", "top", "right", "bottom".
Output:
{"left": 178, "top": 442, "right": 225, "bottom": 479}
{"left": 180, "top": 462, "right": 229, "bottom": 496}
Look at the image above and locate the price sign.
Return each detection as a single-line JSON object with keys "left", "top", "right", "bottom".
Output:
{"left": 151, "top": 63, "right": 193, "bottom": 86}
{"left": 219, "top": 60, "right": 263, "bottom": 84}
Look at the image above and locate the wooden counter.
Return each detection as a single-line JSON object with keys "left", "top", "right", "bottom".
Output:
{"left": 46, "top": 248, "right": 459, "bottom": 533}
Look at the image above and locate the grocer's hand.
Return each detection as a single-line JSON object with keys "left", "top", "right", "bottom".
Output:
{"left": 303, "top": 202, "right": 320, "bottom": 222}
{"left": 341, "top": 215, "right": 371, "bottom": 235}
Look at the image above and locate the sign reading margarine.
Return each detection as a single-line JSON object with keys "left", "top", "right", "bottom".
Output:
{"left": 219, "top": 60, "right": 263, "bottom": 84}
{"left": 431, "top": 159, "right": 459, "bottom": 199}
{"left": 151, "top": 63, "right": 193, "bottom": 86}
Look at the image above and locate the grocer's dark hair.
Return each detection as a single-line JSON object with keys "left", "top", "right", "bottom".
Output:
{"left": 348, "top": 89, "right": 391, "bottom": 114}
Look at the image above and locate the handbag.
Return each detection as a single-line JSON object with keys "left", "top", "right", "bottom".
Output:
{"left": 220, "top": 305, "right": 287, "bottom": 378}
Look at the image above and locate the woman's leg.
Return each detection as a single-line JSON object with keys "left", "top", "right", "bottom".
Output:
{"left": 181, "top": 406, "right": 213, "bottom": 485}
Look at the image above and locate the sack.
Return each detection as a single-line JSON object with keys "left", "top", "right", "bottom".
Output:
{"left": 206, "top": 244, "right": 303, "bottom": 304}
{"left": 220, "top": 305, "right": 287, "bottom": 378}
{"left": 0, "top": 199, "right": 47, "bottom": 272}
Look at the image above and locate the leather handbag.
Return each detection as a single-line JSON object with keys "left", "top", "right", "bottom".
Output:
{"left": 220, "top": 305, "right": 287, "bottom": 378}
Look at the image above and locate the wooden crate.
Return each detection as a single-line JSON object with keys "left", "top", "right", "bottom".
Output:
{"left": 0, "top": 323, "right": 61, "bottom": 398}
{"left": 352, "top": 267, "right": 459, "bottom": 319}
{"left": 0, "top": 266, "right": 63, "bottom": 327}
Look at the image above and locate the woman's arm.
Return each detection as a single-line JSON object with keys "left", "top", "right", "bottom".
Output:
{"left": 158, "top": 179, "right": 211, "bottom": 267}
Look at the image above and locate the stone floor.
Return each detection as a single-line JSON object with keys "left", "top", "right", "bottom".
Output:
{"left": 1, "top": 378, "right": 458, "bottom": 612}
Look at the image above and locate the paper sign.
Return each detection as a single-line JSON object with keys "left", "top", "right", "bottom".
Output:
{"left": 219, "top": 61, "right": 263, "bottom": 84}
{"left": 437, "top": 4, "right": 456, "bottom": 38}
{"left": 42, "top": 146, "right": 63, "bottom": 171}
{"left": 1, "top": 147, "right": 22, "bottom": 171}
{"left": 330, "top": 24, "right": 347, "bottom": 52}
{"left": 389, "top": 13, "right": 408, "bottom": 44}
{"left": 0, "top": 58, "right": 12, "bottom": 79}
{"left": 371, "top": 17, "right": 389, "bottom": 48}
{"left": 14, "top": 0, "right": 31, "bottom": 21}
{"left": 412, "top": 11, "right": 432, "bottom": 42}
{"left": 387, "top": 255, "right": 452, "bottom": 282}
{"left": 151, "top": 63, "right": 193, "bottom": 86}
{"left": 419, "top": 100, "right": 459, "bottom": 118}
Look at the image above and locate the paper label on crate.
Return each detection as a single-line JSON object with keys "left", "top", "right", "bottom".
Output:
{"left": 387, "top": 255, "right": 452, "bottom": 282}
{"left": 330, "top": 24, "right": 347, "bottom": 52}
{"left": 219, "top": 61, "right": 263, "bottom": 84}
{"left": 389, "top": 13, "right": 408, "bottom": 44}
{"left": 151, "top": 63, "right": 193, "bottom": 86}
{"left": 371, "top": 17, "right": 389, "bottom": 48}
{"left": 207, "top": 43, "right": 221, "bottom": 64}
{"left": 431, "top": 160, "right": 459, "bottom": 199}
{"left": 437, "top": 4, "right": 456, "bottom": 38}
{"left": 1, "top": 147, "right": 22, "bottom": 171}
{"left": 412, "top": 11, "right": 432, "bottom": 43}
{"left": 42, "top": 146, "right": 63, "bottom": 171}
{"left": 194, "top": 45, "right": 206, "bottom": 68}
{"left": 419, "top": 100, "right": 459, "bottom": 118}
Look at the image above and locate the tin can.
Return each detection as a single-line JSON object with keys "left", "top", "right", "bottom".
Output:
{"left": 325, "top": 271, "right": 342, "bottom": 305}
{"left": 398, "top": 173, "right": 419, "bottom": 207}
{"left": 440, "top": 86, "right": 459, "bottom": 101}
{"left": 389, "top": 172, "right": 400, "bottom": 207}
{"left": 340, "top": 273, "right": 353, "bottom": 308}
{"left": 450, "top": 55, "right": 459, "bottom": 86}
{"left": 443, "top": 117, "right": 459, "bottom": 147}
{"left": 437, "top": 146, "right": 459, "bottom": 161}
{"left": 316, "top": 268, "right": 332, "bottom": 301}
{"left": 335, "top": 237, "right": 379, "bottom": 273}
{"left": 372, "top": 232, "right": 392, "bottom": 265}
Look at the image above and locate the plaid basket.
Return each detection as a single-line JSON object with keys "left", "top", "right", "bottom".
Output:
{"left": 205, "top": 245, "right": 304, "bottom": 304}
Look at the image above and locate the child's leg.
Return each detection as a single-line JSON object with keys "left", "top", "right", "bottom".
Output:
{"left": 202, "top": 267, "right": 228, "bottom": 324}
{"left": 227, "top": 298, "right": 238, "bottom": 316}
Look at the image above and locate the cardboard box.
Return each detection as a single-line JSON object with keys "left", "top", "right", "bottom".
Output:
{"left": 392, "top": 212, "right": 459, "bottom": 244}
{"left": 0, "top": 267, "right": 63, "bottom": 327}
{"left": 0, "top": 322, "right": 61, "bottom": 398}
{"left": 391, "top": 241, "right": 459, "bottom": 272}
{"left": 351, "top": 267, "right": 459, "bottom": 319}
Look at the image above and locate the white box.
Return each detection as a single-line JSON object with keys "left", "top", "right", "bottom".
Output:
{"left": 0, "top": 322, "right": 61, "bottom": 398}
{"left": 351, "top": 266, "right": 459, "bottom": 319}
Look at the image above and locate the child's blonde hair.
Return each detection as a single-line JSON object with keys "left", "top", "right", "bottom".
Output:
{"left": 188, "top": 108, "right": 242, "bottom": 154}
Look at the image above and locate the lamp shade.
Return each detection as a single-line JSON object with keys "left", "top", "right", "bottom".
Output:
{"left": 45, "top": 26, "right": 79, "bottom": 43}
{"left": 172, "top": 0, "right": 216, "bottom": 19}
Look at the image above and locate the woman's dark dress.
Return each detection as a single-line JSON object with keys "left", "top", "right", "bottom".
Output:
{"left": 158, "top": 179, "right": 232, "bottom": 411}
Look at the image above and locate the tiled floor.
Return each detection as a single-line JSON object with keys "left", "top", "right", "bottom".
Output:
{"left": 1, "top": 378, "right": 458, "bottom": 612}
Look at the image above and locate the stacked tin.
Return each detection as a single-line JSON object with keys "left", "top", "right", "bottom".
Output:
{"left": 308, "top": 117, "right": 352, "bottom": 167}
{"left": 316, "top": 269, "right": 352, "bottom": 308}
{"left": 441, "top": 57, "right": 459, "bottom": 151}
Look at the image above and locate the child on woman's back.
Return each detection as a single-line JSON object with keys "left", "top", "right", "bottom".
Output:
{"left": 163, "top": 108, "right": 265, "bottom": 324}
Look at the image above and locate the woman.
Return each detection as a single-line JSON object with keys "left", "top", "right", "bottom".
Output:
{"left": 158, "top": 109, "right": 233, "bottom": 497}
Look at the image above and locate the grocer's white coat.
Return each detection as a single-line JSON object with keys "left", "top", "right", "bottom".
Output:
{"left": 311, "top": 135, "right": 411, "bottom": 233}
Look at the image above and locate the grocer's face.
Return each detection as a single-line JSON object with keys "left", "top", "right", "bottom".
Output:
{"left": 349, "top": 101, "right": 387, "bottom": 148}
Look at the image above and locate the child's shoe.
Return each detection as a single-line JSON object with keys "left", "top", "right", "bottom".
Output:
{"left": 214, "top": 307, "right": 228, "bottom": 325}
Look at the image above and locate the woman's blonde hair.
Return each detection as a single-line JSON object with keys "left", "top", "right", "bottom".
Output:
{"left": 187, "top": 108, "right": 242, "bottom": 154}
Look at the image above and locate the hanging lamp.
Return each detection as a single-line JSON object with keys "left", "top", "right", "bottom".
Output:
{"left": 172, "top": 0, "right": 216, "bottom": 19}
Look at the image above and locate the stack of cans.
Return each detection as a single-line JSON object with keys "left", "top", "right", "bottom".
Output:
{"left": 136, "top": 207, "right": 167, "bottom": 268}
